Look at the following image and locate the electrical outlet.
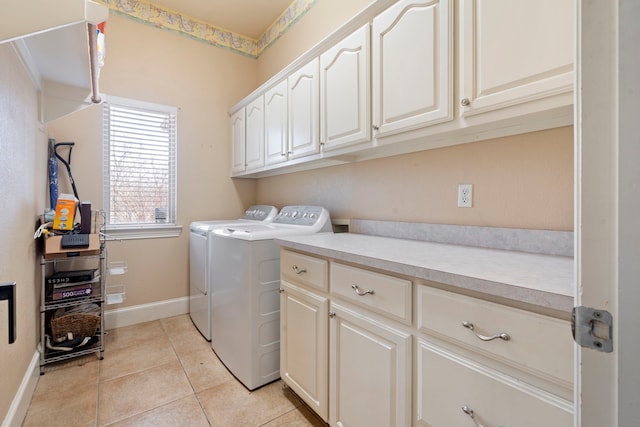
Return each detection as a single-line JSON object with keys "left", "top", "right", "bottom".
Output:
{"left": 458, "top": 184, "right": 473, "bottom": 208}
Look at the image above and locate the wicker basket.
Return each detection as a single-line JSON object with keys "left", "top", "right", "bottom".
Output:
{"left": 50, "top": 313, "right": 100, "bottom": 341}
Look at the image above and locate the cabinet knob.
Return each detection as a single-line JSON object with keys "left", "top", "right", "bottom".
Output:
{"left": 281, "top": 152, "right": 287, "bottom": 157}
{"left": 462, "top": 321, "right": 510, "bottom": 342}
{"left": 329, "top": 311, "right": 336, "bottom": 318}
{"left": 279, "top": 288, "right": 284, "bottom": 293}
{"left": 460, "top": 98, "right": 471, "bottom": 107}
{"left": 373, "top": 125, "right": 379, "bottom": 131}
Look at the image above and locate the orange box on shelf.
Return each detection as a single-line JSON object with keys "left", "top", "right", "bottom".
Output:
{"left": 52, "top": 194, "right": 78, "bottom": 231}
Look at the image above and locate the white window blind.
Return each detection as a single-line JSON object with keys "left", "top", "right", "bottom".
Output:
{"left": 103, "top": 97, "right": 177, "bottom": 230}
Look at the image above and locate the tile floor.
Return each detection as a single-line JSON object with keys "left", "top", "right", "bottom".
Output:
{"left": 23, "top": 315, "right": 327, "bottom": 426}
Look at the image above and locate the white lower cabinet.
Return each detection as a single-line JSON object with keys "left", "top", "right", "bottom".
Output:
{"left": 280, "top": 280, "right": 329, "bottom": 422}
{"left": 329, "top": 302, "right": 411, "bottom": 427}
{"left": 415, "top": 339, "right": 573, "bottom": 427}
{"left": 415, "top": 285, "right": 573, "bottom": 427}
{"left": 279, "top": 249, "right": 573, "bottom": 426}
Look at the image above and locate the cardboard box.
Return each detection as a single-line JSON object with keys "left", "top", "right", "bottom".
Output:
{"left": 52, "top": 194, "right": 78, "bottom": 231}
{"left": 44, "top": 234, "right": 100, "bottom": 259}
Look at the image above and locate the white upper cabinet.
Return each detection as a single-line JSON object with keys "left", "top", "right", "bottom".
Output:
{"left": 228, "top": 0, "right": 573, "bottom": 177}
{"left": 458, "top": 0, "right": 574, "bottom": 116}
{"left": 230, "top": 108, "right": 246, "bottom": 174}
{"left": 245, "top": 96, "right": 265, "bottom": 171}
{"left": 320, "top": 24, "right": 371, "bottom": 151}
{"left": 264, "top": 80, "right": 289, "bottom": 166}
{"left": 372, "top": 0, "right": 453, "bottom": 137}
{"left": 288, "top": 58, "right": 320, "bottom": 159}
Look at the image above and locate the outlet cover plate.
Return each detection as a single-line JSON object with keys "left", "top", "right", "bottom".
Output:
{"left": 458, "top": 184, "right": 473, "bottom": 208}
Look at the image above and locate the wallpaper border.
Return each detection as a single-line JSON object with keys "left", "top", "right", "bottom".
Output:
{"left": 95, "top": 0, "right": 317, "bottom": 58}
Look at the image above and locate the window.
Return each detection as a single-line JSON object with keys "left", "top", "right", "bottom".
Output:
{"left": 102, "top": 96, "right": 180, "bottom": 239}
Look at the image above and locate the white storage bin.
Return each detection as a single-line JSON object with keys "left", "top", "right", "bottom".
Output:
{"left": 106, "top": 284, "right": 126, "bottom": 304}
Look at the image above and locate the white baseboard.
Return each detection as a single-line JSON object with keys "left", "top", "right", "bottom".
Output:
{"left": 2, "top": 351, "right": 40, "bottom": 427}
{"left": 104, "top": 296, "right": 189, "bottom": 330}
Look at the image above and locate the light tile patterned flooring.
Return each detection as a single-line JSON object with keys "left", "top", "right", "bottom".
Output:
{"left": 23, "top": 315, "right": 327, "bottom": 426}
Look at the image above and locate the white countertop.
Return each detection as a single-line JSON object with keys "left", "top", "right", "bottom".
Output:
{"left": 276, "top": 232, "right": 574, "bottom": 314}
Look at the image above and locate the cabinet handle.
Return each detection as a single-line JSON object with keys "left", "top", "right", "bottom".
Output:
{"left": 373, "top": 125, "right": 379, "bottom": 131}
{"left": 281, "top": 152, "right": 287, "bottom": 157}
{"left": 462, "top": 321, "right": 510, "bottom": 342}
{"left": 351, "top": 284, "right": 375, "bottom": 296}
{"left": 329, "top": 311, "right": 336, "bottom": 318}
{"left": 279, "top": 288, "right": 284, "bottom": 293}
{"left": 460, "top": 98, "right": 471, "bottom": 107}
{"left": 461, "top": 406, "right": 487, "bottom": 427}
{"left": 292, "top": 265, "right": 307, "bottom": 274}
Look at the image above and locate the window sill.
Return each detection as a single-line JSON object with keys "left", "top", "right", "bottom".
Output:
{"left": 102, "top": 224, "right": 182, "bottom": 240}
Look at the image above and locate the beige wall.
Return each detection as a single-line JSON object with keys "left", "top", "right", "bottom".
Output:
{"left": 254, "top": 0, "right": 574, "bottom": 231}
{"left": 48, "top": 13, "right": 259, "bottom": 308}
{"left": 0, "top": 44, "right": 47, "bottom": 422}
{"left": 257, "top": 0, "right": 373, "bottom": 84}
{"left": 257, "top": 126, "right": 574, "bottom": 230}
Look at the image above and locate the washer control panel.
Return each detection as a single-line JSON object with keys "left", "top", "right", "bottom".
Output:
{"left": 273, "top": 206, "right": 328, "bottom": 227}
{"left": 239, "top": 205, "right": 278, "bottom": 221}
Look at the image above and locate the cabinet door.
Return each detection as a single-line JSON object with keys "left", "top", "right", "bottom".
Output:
{"left": 230, "top": 108, "right": 245, "bottom": 174}
{"left": 459, "top": 0, "right": 574, "bottom": 116}
{"left": 265, "top": 80, "right": 289, "bottom": 166}
{"left": 415, "top": 338, "right": 573, "bottom": 427}
{"left": 372, "top": 0, "right": 452, "bottom": 137}
{"left": 330, "top": 302, "right": 411, "bottom": 427}
{"left": 280, "top": 281, "right": 329, "bottom": 422}
{"left": 245, "top": 96, "right": 265, "bottom": 171}
{"left": 320, "top": 24, "right": 371, "bottom": 151}
{"left": 288, "top": 58, "right": 320, "bottom": 159}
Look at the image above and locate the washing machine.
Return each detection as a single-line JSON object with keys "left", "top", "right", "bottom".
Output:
{"left": 189, "top": 205, "right": 278, "bottom": 340}
{"left": 209, "top": 205, "right": 332, "bottom": 390}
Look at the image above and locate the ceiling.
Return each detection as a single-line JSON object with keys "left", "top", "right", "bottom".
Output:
{"left": 148, "top": 0, "right": 295, "bottom": 39}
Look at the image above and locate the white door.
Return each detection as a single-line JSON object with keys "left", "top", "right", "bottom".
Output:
{"left": 329, "top": 302, "right": 411, "bottom": 427}
{"left": 245, "top": 96, "right": 264, "bottom": 171}
{"left": 230, "top": 108, "right": 245, "bottom": 174}
{"left": 320, "top": 23, "right": 371, "bottom": 151}
{"left": 575, "top": 0, "right": 640, "bottom": 425}
{"left": 371, "top": 0, "right": 452, "bottom": 137}
{"left": 288, "top": 58, "right": 319, "bottom": 159}
{"left": 280, "top": 281, "right": 329, "bottom": 422}
{"left": 265, "top": 80, "right": 288, "bottom": 166}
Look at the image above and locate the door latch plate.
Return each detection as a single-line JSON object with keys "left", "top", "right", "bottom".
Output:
{"left": 571, "top": 306, "right": 613, "bottom": 353}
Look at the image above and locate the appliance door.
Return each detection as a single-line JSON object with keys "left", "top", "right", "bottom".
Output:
{"left": 189, "top": 229, "right": 210, "bottom": 340}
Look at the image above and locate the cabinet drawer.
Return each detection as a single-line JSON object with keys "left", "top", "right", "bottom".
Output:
{"left": 417, "top": 285, "right": 573, "bottom": 386}
{"left": 281, "top": 250, "right": 328, "bottom": 292}
{"left": 416, "top": 339, "right": 573, "bottom": 427}
{"left": 330, "top": 262, "right": 411, "bottom": 324}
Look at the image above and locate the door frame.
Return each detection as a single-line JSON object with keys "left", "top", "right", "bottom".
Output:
{"left": 575, "top": 0, "right": 640, "bottom": 425}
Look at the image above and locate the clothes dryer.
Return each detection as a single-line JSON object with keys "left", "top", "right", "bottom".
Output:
{"left": 209, "top": 206, "right": 332, "bottom": 389}
{"left": 189, "top": 205, "right": 277, "bottom": 340}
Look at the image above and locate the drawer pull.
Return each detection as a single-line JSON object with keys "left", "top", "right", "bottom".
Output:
{"left": 462, "top": 321, "right": 510, "bottom": 342}
{"left": 291, "top": 265, "right": 307, "bottom": 274}
{"left": 461, "top": 406, "right": 490, "bottom": 427}
{"left": 351, "top": 284, "right": 375, "bottom": 296}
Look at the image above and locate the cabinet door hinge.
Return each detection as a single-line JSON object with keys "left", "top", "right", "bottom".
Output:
{"left": 571, "top": 306, "right": 613, "bottom": 353}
